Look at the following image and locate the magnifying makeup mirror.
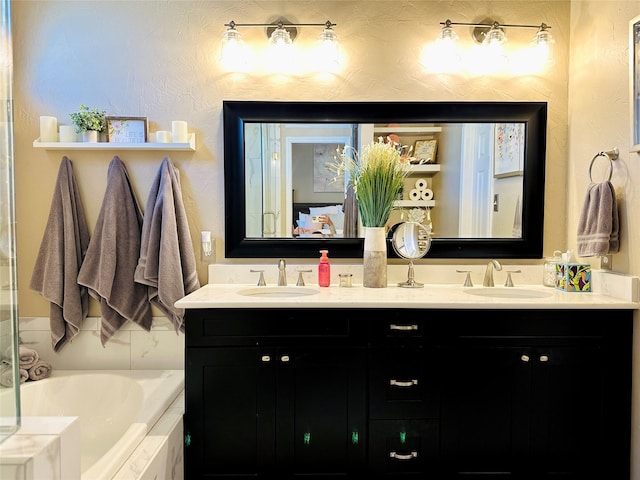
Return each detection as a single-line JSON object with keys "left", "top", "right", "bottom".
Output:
{"left": 390, "top": 222, "right": 432, "bottom": 288}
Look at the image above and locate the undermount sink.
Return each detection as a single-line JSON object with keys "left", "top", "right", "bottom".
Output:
{"left": 236, "top": 286, "right": 321, "bottom": 298}
{"left": 464, "top": 287, "right": 554, "bottom": 299}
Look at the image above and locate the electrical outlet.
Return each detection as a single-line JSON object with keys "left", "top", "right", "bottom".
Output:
{"left": 600, "top": 255, "right": 612, "bottom": 270}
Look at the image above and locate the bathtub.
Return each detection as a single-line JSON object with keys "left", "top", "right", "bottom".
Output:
{"left": 17, "top": 369, "right": 184, "bottom": 480}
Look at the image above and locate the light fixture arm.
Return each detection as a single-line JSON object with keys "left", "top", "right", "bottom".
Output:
{"left": 440, "top": 19, "right": 551, "bottom": 31}
{"left": 224, "top": 20, "right": 336, "bottom": 29}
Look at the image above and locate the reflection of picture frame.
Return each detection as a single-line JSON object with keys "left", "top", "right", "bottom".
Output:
{"left": 106, "top": 116, "right": 148, "bottom": 143}
{"left": 630, "top": 15, "right": 640, "bottom": 152}
{"left": 494, "top": 123, "right": 524, "bottom": 178}
{"left": 413, "top": 139, "right": 438, "bottom": 164}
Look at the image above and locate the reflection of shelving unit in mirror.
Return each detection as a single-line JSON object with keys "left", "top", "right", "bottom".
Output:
{"left": 33, "top": 133, "right": 196, "bottom": 151}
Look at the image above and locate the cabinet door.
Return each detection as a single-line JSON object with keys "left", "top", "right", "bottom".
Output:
{"left": 185, "top": 347, "right": 274, "bottom": 478}
{"left": 529, "top": 346, "right": 604, "bottom": 476}
{"left": 440, "top": 346, "right": 530, "bottom": 474}
{"left": 441, "top": 345, "right": 608, "bottom": 477}
{"left": 275, "top": 347, "right": 367, "bottom": 476}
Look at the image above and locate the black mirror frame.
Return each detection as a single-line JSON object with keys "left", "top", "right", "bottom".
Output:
{"left": 224, "top": 100, "right": 547, "bottom": 259}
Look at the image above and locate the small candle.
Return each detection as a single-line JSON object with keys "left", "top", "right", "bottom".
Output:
{"left": 171, "top": 120, "right": 188, "bottom": 143}
{"left": 40, "top": 116, "right": 58, "bottom": 142}
{"left": 156, "top": 130, "right": 172, "bottom": 143}
{"left": 59, "top": 125, "right": 77, "bottom": 143}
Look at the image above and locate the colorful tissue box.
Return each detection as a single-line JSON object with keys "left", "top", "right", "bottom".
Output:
{"left": 555, "top": 263, "right": 591, "bottom": 292}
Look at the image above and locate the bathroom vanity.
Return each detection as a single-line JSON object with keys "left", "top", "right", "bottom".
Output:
{"left": 178, "top": 283, "right": 636, "bottom": 479}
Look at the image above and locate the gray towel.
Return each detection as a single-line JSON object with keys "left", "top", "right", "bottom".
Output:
{"left": 15, "top": 345, "right": 39, "bottom": 369}
{"left": 577, "top": 181, "right": 620, "bottom": 257}
{"left": 77, "top": 156, "right": 152, "bottom": 346}
{"left": 134, "top": 157, "right": 200, "bottom": 333}
{"left": 29, "top": 156, "right": 89, "bottom": 352}
{"left": 28, "top": 360, "right": 53, "bottom": 381}
{"left": 343, "top": 182, "right": 358, "bottom": 238}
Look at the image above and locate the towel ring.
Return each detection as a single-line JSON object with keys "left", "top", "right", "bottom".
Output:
{"left": 588, "top": 147, "right": 619, "bottom": 182}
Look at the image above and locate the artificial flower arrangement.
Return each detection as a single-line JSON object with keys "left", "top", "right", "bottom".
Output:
{"left": 69, "top": 104, "right": 107, "bottom": 134}
{"left": 331, "top": 136, "right": 413, "bottom": 227}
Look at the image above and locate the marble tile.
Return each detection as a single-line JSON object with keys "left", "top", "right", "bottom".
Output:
{"left": 130, "top": 330, "right": 184, "bottom": 370}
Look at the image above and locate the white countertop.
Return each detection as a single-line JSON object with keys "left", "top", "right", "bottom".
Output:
{"left": 175, "top": 283, "right": 638, "bottom": 310}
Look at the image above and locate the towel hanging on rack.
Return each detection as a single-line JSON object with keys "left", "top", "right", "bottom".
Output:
{"left": 577, "top": 148, "right": 620, "bottom": 257}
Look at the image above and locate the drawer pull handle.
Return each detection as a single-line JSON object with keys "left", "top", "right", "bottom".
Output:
{"left": 280, "top": 355, "right": 290, "bottom": 362}
{"left": 521, "top": 354, "right": 530, "bottom": 362}
{"left": 390, "top": 379, "right": 418, "bottom": 387}
{"left": 389, "top": 451, "right": 418, "bottom": 460}
{"left": 389, "top": 324, "right": 418, "bottom": 331}
{"left": 539, "top": 355, "right": 549, "bottom": 362}
{"left": 261, "top": 355, "right": 271, "bottom": 362}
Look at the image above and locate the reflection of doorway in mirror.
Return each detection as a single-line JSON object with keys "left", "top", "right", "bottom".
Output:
{"left": 313, "top": 143, "right": 343, "bottom": 192}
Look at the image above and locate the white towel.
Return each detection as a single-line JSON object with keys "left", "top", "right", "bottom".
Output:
{"left": 134, "top": 157, "right": 200, "bottom": 333}
{"left": 29, "top": 157, "right": 90, "bottom": 352}
{"left": 77, "top": 156, "right": 153, "bottom": 346}
{"left": 577, "top": 181, "right": 619, "bottom": 257}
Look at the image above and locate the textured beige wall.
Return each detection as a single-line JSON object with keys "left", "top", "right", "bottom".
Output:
{"left": 12, "top": 0, "right": 570, "bottom": 314}
{"left": 9, "top": 1, "right": 640, "bottom": 476}
{"left": 567, "top": 3, "right": 639, "bottom": 479}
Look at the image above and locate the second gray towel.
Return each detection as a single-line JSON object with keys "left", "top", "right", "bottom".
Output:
{"left": 77, "top": 156, "right": 152, "bottom": 345}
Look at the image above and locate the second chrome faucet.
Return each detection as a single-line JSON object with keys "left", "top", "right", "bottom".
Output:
{"left": 483, "top": 260, "right": 502, "bottom": 287}
{"left": 277, "top": 259, "right": 287, "bottom": 286}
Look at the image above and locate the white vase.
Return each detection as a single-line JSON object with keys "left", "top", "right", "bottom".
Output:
{"left": 363, "top": 226, "right": 388, "bottom": 288}
{"left": 82, "top": 130, "right": 99, "bottom": 142}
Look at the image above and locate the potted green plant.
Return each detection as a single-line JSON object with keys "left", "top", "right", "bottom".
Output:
{"left": 69, "top": 104, "right": 107, "bottom": 142}
{"left": 331, "top": 137, "right": 412, "bottom": 288}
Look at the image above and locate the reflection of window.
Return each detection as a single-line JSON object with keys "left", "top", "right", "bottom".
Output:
{"left": 313, "top": 143, "right": 344, "bottom": 192}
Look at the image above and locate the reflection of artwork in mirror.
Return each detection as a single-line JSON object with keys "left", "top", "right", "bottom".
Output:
{"left": 413, "top": 139, "right": 438, "bottom": 164}
{"left": 313, "top": 143, "right": 343, "bottom": 192}
{"left": 630, "top": 14, "right": 640, "bottom": 152}
{"left": 494, "top": 123, "right": 524, "bottom": 178}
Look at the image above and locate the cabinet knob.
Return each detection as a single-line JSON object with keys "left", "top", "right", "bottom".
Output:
{"left": 390, "top": 379, "right": 418, "bottom": 387}
{"left": 280, "top": 355, "right": 290, "bottom": 362}
{"left": 539, "top": 355, "right": 549, "bottom": 362}
{"left": 261, "top": 355, "right": 271, "bottom": 362}
{"left": 389, "top": 451, "right": 418, "bottom": 460}
{"left": 521, "top": 354, "right": 530, "bottom": 362}
{"left": 389, "top": 324, "right": 418, "bottom": 331}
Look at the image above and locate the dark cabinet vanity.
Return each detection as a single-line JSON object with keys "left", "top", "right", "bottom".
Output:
{"left": 184, "top": 308, "right": 633, "bottom": 479}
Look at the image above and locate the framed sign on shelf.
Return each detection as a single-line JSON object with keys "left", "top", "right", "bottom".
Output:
{"left": 630, "top": 14, "right": 640, "bottom": 153}
{"left": 106, "top": 116, "right": 148, "bottom": 143}
{"left": 413, "top": 139, "right": 438, "bottom": 164}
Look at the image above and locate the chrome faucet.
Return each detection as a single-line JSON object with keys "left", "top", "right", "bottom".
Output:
{"left": 483, "top": 260, "right": 502, "bottom": 287}
{"left": 277, "top": 259, "right": 287, "bottom": 286}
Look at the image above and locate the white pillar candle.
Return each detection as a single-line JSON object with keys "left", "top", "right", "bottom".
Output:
{"left": 156, "top": 130, "right": 172, "bottom": 143}
{"left": 39, "top": 116, "right": 58, "bottom": 142}
{"left": 171, "top": 120, "right": 188, "bottom": 143}
{"left": 59, "top": 125, "right": 77, "bottom": 143}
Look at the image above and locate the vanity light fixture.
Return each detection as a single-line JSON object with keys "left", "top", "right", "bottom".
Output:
{"left": 221, "top": 19, "right": 339, "bottom": 72}
{"left": 432, "top": 19, "right": 554, "bottom": 74}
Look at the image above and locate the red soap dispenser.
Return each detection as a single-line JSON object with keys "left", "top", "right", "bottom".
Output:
{"left": 318, "top": 249, "right": 331, "bottom": 287}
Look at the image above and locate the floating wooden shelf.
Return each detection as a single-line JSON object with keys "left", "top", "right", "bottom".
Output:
{"left": 33, "top": 133, "right": 196, "bottom": 151}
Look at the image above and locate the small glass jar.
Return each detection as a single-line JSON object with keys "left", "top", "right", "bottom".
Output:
{"left": 338, "top": 273, "right": 353, "bottom": 287}
{"left": 543, "top": 250, "right": 562, "bottom": 287}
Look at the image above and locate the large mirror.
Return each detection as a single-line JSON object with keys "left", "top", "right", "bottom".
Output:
{"left": 224, "top": 101, "right": 547, "bottom": 259}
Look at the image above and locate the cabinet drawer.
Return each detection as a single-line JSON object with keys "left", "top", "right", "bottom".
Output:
{"left": 369, "top": 347, "right": 440, "bottom": 419}
{"left": 368, "top": 419, "right": 439, "bottom": 475}
{"left": 186, "top": 309, "right": 362, "bottom": 346}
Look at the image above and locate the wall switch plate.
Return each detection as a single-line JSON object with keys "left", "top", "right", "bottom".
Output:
{"left": 600, "top": 255, "right": 612, "bottom": 270}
